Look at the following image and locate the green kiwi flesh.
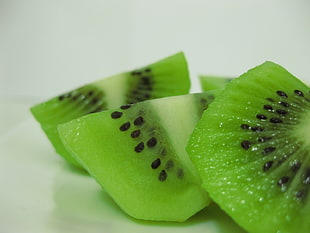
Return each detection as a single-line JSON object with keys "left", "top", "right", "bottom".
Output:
{"left": 30, "top": 52, "right": 190, "bottom": 168}
{"left": 199, "top": 75, "right": 232, "bottom": 91}
{"left": 57, "top": 92, "right": 217, "bottom": 221}
{"left": 188, "top": 62, "right": 310, "bottom": 233}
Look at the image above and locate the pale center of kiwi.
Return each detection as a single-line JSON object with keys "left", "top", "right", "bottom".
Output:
{"left": 94, "top": 73, "right": 127, "bottom": 108}
{"left": 150, "top": 95, "right": 202, "bottom": 183}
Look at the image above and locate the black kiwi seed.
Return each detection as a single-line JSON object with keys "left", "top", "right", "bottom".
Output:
{"left": 147, "top": 137, "right": 157, "bottom": 147}
{"left": 130, "top": 130, "right": 141, "bottom": 138}
{"left": 111, "top": 111, "right": 123, "bottom": 119}
{"left": 87, "top": 91, "right": 94, "bottom": 97}
{"left": 296, "top": 190, "right": 305, "bottom": 199}
{"left": 263, "top": 161, "right": 273, "bottom": 171}
{"left": 241, "top": 124, "right": 251, "bottom": 130}
{"left": 302, "top": 168, "right": 310, "bottom": 184}
{"left": 241, "top": 140, "right": 251, "bottom": 150}
{"left": 263, "top": 105, "right": 273, "bottom": 111}
{"left": 132, "top": 71, "right": 142, "bottom": 76}
{"left": 141, "top": 76, "right": 151, "bottom": 85}
{"left": 72, "top": 94, "right": 81, "bottom": 101}
{"left": 165, "top": 160, "right": 174, "bottom": 169}
{"left": 294, "top": 90, "right": 304, "bottom": 97}
{"left": 134, "top": 142, "right": 144, "bottom": 153}
{"left": 200, "top": 98, "right": 207, "bottom": 104}
{"left": 251, "top": 126, "right": 264, "bottom": 132}
{"left": 144, "top": 68, "right": 151, "bottom": 72}
{"left": 120, "top": 122, "right": 131, "bottom": 131}
{"left": 262, "top": 147, "right": 276, "bottom": 155}
{"left": 279, "top": 101, "right": 290, "bottom": 107}
{"left": 266, "top": 98, "right": 275, "bottom": 102}
{"left": 278, "top": 176, "right": 290, "bottom": 187}
{"left": 270, "top": 118, "right": 283, "bottom": 123}
{"left": 158, "top": 170, "right": 167, "bottom": 181}
{"left": 257, "top": 136, "right": 272, "bottom": 143}
{"left": 276, "top": 109, "right": 288, "bottom": 115}
{"left": 276, "top": 90, "right": 288, "bottom": 98}
{"left": 151, "top": 158, "right": 161, "bottom": 169}
{"left": 58, "top": 95, "right": 65, "bottom": 101}
{"left": 290, "top": 160, "right": 301, "bottom": 172}
{"left": 120, "top": 104, "right": 131, "bottom": 110}
{"left": 134, "top": 116, "right": 144, "bottom": 126}
{"left": 256, "top": 114, "right": 268, "bottom": 120}
{"left": 92, "top": 98, "right": 98, "bottom": 104}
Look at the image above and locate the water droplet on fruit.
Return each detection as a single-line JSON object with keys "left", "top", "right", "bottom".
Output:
{"left": 258, "top": 197, "right": 264, "bottom": 202}
{"left": 76, "top": 132, "right": 80, "bottom": 136}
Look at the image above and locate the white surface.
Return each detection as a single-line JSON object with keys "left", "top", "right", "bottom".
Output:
{"left": 1, "top": 1, "right": 310, "bottom": 233}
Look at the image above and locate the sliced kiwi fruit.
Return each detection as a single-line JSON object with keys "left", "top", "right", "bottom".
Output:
{"left": 199, "top": 75, "right": 232, "bottom": 91}
{"left": 31, "top": 52, "right": 190, "bottom": 168}
{"left": 188, "top": 62, "right": 310, "bottom": 233}
{"left": 57, "top": 91, "right": 218, "bottom": 221}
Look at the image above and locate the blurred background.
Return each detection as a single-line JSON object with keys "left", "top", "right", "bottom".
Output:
{"left": 1, "top": 0, "right": 310, "bottom": 100}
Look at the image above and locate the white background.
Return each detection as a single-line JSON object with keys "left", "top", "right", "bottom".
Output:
{"left": 1, "top": 0, "right": 310, "bottom": 100}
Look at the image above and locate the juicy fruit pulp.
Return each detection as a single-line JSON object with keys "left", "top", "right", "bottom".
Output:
{"left": 199, "top": 75, "right": 232, "bottom": 91}
{"left": 58, "top": 92, "right": 217, "bottom": 221}
{"left": 188, "top": 62, "right": 310, "bottom": 233}
{"left": 30, "top": 52, "right": 191, "bottom": 168}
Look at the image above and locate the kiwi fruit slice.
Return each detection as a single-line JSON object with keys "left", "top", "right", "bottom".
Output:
{"left": 30, "top": 52, "right": 190, "bottom": 168}
{"left": 187, "top": 62, "right": 310, "bottom": 233}
{"left": 57, "top": 91, "right": 217, "bottom": 221}
{"left": 199, "top": 75, "right": 232, "bottom": 91}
